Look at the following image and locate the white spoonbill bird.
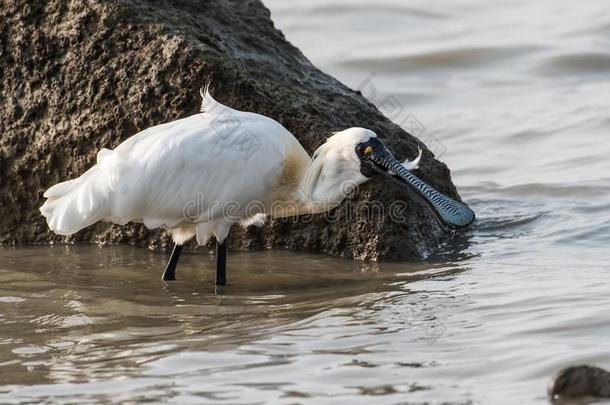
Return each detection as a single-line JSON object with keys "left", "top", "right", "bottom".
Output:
{"left": 40, "top": 88, "right": 474, "bottom": 285}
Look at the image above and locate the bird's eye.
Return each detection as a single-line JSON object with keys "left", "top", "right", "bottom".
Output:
{"left": 357, "top": 143, "right": 373, "bottom": 156}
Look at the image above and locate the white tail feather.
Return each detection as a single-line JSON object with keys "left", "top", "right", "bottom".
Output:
{"left": 40, "top": 152, "right": 117, "bottom": 235}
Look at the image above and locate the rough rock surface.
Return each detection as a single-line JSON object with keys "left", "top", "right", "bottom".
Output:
{"left": 0, "top": 0, "right": 464, "bottom": 260}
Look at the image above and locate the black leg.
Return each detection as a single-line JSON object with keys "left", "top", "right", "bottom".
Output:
{"left": 216, "top": 240, "right": 227, "bottom": 285}
{"left": 162, "top": 244, "right": 183, "bottom": 281}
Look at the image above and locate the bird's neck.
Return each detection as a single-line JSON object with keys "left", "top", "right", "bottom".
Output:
{"left": 270, "top": 148, "right": 356, "bottom": 218}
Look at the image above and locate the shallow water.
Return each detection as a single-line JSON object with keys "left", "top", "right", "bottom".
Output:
{"left": 2, "top": 0, "right": 610, "bottom": 403}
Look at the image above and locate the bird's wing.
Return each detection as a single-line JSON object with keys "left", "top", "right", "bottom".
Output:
{"left": 104, "top": 105, "right": 303, "bottom": 229}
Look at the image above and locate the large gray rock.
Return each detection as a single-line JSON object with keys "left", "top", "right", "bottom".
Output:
{"left": 0, "top": 0, "right": 463, "bottom": 259}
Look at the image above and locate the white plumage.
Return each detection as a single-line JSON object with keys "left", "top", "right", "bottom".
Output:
{"left": 41, "top": 89, "right": 411, "bottom": 247}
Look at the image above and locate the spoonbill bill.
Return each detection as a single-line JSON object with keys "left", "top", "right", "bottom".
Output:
{"left": 40, "top": 88, "right": 474, "bottom": 285}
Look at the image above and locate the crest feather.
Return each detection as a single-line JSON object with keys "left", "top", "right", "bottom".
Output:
{"left": 199, "top": 83, "right": 219, "bottom": 113}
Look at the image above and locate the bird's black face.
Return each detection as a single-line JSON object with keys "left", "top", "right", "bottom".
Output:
{"left": 356, "top": 139, "right": 378, "bottom": 178}
{"left": 355, "top": 137, "right": 396, "bottom": 179}
{"left": 355, "top": 137, "right": 475, "bottom": 229}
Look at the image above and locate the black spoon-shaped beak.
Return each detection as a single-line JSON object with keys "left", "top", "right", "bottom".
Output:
{"left": 361, "top": 138, "right": 475, "bottom": 229}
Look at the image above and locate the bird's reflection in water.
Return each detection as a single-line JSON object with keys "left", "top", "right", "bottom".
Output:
{"left": 0, "top": 245, "right": 464, "bottom": 396}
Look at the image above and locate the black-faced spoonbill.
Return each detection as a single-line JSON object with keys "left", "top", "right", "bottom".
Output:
{"left": 40, "top": 89, "right": 474, "bottom": 285}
